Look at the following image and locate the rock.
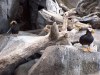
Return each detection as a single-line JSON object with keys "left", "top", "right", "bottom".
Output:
{"left": 7, "top": 0, "right": 19, "bottom": 19}
{"left": 37, "top": 0, "right": 64, "bottom": 29}
{"left": 93, "top": 30, "right": 100, "bottom": 51}
{"left": 28, "top": 45, "right": 100, "bottom": 75}
{"left": 37, "top": 11, "right": 46, "bottom": 29}
{"left": 0, "top": 35, "right": 9, "bottom": 51}
{"left": 62, "top": 0, "right": 79, "bottom": 8}
{"left": 76, "top": 0, "right": 100, "bottom": 16}
{"left": 0, "top": 31, "right": 51, "bottom": 75}
{"left": 79, "top": 15, "right": 100, "bottom": 29}
{"left": 0, "top": 0, "right": 19, "bottom": 33}
{"left": 0, "top": 0, "right": 9, "bottom": 33}
{"left": 28, "top": 0, "right": 47, "bottom": 29}
{"left": 46, "top": 0, "right": 63, "bottom": 15}
{"left": 15, "top": 59, "right": 39, "bottom": 75}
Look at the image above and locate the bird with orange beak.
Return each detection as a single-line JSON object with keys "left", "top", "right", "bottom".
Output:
{"left": 72, "top": 28, "right": 95, "bottom": 52}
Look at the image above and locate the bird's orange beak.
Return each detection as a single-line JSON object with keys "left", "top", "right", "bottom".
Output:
{"left": 91, "top": 29, "right": 95, "bottom": 34}
{"left": 88, "top": 28, "right": 95, "bottom": 34}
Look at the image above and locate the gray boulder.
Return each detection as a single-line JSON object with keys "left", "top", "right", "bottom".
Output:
{"left": 62, "top": 0, "right": 80, "bottom": 8}
{"left": 28, "top": 45, "right": 100, "bottom": 75}
{"left": 76, "top": 0, "right": 100, "bottom": 16}
{"left": 15, "top": 59, "right": 39, "bottom": 75}
{"left": 0, "top": 0, "right": 9, "bottom": 33}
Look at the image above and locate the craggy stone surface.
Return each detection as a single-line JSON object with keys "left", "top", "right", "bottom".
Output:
{"left": 62, "top": 0, "right": 79, "bottom": 8}
{"left": 0, "top": 0, "right": 81, "bottom": 32}
{"left": 76, "top": 0, "right": 100, "bottom": 16}
{"left": 28, "top": 45, "right": 100, "bottom": 75}
{"left": 0, "top": 31, "right": 99, "bottom": 75}
{"left": 15, "top": 59, "right": 38, "bottom": 75}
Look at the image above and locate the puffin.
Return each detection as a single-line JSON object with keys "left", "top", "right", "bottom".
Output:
{"left": 7, "top": 20, "right": 19, "bottom": 34}
{"left": 72, "top": 28, "right": 95, "bottom": 52}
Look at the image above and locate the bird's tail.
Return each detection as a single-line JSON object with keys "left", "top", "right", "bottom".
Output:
{"left": 71, "top": 41, "right": 79, "bottom": 45}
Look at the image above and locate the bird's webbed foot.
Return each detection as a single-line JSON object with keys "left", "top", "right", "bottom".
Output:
{"left": 81, "top": 45, "right": 90, "bottom": 52}
{"left": 81, "top": 46, "right": 92, "bottom": 52}
{"left": 82, "top": 48, "right": 89, "bottom": 52}
{"left": 87, "top": 47, "right": 92, "bottom": 52}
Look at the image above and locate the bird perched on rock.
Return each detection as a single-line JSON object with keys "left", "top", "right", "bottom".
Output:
{"left": 7, "top": 20, "right": 19, "bottom": 34}
{"left": 72, "top": 28, "right": 95, "bottom": 52}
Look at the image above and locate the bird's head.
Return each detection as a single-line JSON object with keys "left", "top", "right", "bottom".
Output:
{"left": 87, "top": 28, "right": 95, "bottom": 34}
{"left": 10, "top": 20, "right": 17, "bottom": 26}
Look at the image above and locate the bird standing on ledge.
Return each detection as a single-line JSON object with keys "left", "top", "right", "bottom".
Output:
{"left": 72, "top": 28, "right": 95, "bottom": 52}
{"left": 7, "top": 21, "right": 19, "bottom": 34}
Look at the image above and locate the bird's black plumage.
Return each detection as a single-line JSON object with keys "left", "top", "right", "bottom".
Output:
{"left": 79, "top": 29, "right": 94, "bottom": 46}
{"left": 72, "top": 29, "right": 94, "bottom": 46}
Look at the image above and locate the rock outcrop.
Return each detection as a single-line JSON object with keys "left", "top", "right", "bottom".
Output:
{"left": 76, "top": 0, "right": 100, "bottom": 16}
{"left": 28, "top": 45, "right": 100, "bottom": 75}
{"left": 15, "top": 59, "right": 38, "bottom": 75}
